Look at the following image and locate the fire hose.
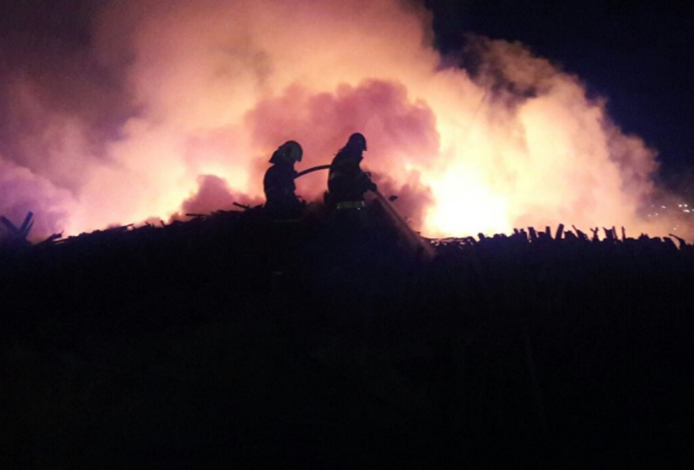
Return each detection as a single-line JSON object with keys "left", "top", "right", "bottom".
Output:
{"left": 294, "top": 165, "right": 434, "bottom": 262}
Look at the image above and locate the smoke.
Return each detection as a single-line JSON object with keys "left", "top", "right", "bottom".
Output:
{"left": 0, "top": 0, "right": 686, "bottom": 241}
{"left": 180, "top": 174, "right": 262, "bottom": 215}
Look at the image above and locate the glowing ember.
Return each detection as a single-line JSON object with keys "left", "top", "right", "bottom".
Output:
{"left": 0, "top": 0, "right": 688, "bottom": 241}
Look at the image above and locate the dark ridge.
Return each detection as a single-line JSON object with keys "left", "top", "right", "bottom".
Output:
{"left": 1, "top": 209, "right": 693, "bottom": 467}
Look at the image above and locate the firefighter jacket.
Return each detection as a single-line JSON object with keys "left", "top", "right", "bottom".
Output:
{"left": 263, "top": 161, "right": 301, "bottom": 215}
{"left": 327, "top": 149, "right": 376, "bottom": 207}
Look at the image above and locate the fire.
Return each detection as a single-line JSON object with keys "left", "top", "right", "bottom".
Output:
{"left": 426, "top": 163, "right": 510, "bottom": 236}
{"left": 0, "top": 0, "right": 687, "bottom": 241}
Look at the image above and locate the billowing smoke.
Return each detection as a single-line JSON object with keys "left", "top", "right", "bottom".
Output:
{"left": 0, "top": 0, "right": 686, "bottom": 241}
{"left": 180, "top": 174, "right": 262, "bottom": 216}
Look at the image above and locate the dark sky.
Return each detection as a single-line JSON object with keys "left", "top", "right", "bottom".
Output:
{"left": 426, "top": 0, "right": 694, "bottom": 180}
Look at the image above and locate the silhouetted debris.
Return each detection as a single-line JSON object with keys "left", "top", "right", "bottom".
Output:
{"left": 0, "top": 214, "right": 693, "bottom": 467}
{"left": 0, "top": 212, "right": 34, "bottom": 247}
{"left": 36, "top": 232, "right": 63, "bottom": 247}
{"left": 670, "top": 233, "right": 689, "bottom": 250}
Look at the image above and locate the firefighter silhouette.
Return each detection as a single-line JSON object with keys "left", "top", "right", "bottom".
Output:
{"left": 263, "top": 140, "right": 304, "bottom": 218}
{"left": 327, "top": 133, "right": 377, "bottom": 211}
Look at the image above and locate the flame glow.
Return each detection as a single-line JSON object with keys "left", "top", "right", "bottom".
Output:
{"left": 0, "top": 0, "right": 687, "bottom": 240}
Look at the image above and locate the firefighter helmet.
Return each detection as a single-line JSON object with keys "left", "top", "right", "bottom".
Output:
{"left": 270, "top": 140, "right": 303, "bottom": 163}
{"left": 347, "top": 132, "right": 367, "bottom": 151}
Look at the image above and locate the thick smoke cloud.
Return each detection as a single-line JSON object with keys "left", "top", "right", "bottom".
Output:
{"left": 180, "top": 174, "right": 262, "bottom": 216}
{"left": 0, "top": 0, "right": 686, "bottom": 241}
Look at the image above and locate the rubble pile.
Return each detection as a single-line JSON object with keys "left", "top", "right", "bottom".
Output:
{"left": 1, "top": 210, "right": 693, "bottom": 467}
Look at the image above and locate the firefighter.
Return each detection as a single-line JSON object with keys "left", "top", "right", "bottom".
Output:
{"left": 263, "top": 140, "right": 304, "bottom": 218}
{"left": 327, "top": 133, "right": 377, "bottom": 211}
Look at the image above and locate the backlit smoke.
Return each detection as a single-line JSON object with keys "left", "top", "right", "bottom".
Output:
{"left": 0, "top": 0, "right": 686, "bottom": 241}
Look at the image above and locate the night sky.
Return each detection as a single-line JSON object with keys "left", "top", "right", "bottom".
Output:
{"left": 426, "top": 0, "right": 694, "bottom": 178}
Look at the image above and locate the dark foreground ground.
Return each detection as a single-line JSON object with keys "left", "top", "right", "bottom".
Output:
{"left": 1, "top": 209, "right": 693, "bottom": 468}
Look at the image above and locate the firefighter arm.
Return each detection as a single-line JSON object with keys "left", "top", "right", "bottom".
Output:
{"left": 361, "top": 171, "right": 377, "bottom": 192}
